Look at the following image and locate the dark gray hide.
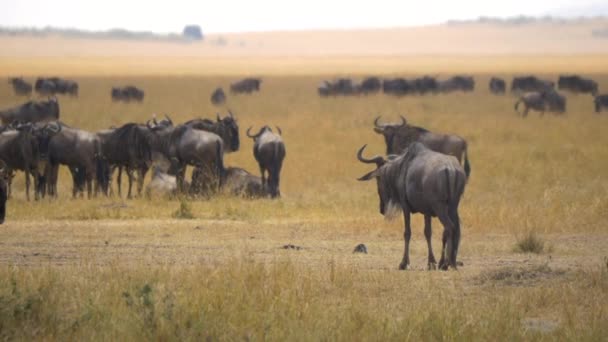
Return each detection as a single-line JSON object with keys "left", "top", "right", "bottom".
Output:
{"left": 489, "top": 77, "right": 506, "bottom": 94}
{"left": 558, "top": 75, "right": 598, "bottom": 96}
{"left": 594, "top": 94, "right": 608, "bottom": 113}
{"left": 183, "top": 111, "right": 240, "bottom": 153}
{"left": 246, "top": 125, "right": 286, "bottom": 198}
{"left": 357, "top": 142, "right": 466, "bottom": 270}
{"left": 0, "top": 97, "right": 60, "bottom": 125}
{"left": 211, "top": 87, "right": 227, "bottom": 105}
{"left": 230, "top": 78, "right": 261, "bottom": 94}
{"left": 8, "top": 78, "right": 33, "bottom": 96}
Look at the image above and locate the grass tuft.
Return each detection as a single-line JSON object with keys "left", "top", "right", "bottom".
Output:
{"left": 514, "top": 231, "right": 546, "bottom": 254}
{"left": 171, "top": 200, "right": 195, "bottom": 219}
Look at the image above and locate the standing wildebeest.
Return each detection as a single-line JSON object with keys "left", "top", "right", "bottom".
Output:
{"left": 8, "top": 78, "right": 33, "bottom": 96}
{"left": 373, "top": 116, "right": 470, "bottom": 178}
{"left": 0, "top": 122, "right": 61, "bottom": 201}
{"left": 111, "top": 86, "right": 144, "bottom": 102}
{"left": 359, "top": 77, "right": 382, "bottom": 94}
{"left": 594, "top": 94, "right": 608, "bottom": 113}
{"left": 0, "top": 160, "right": 8, "bottom": 224}
{"left": 412, "top": 76, "right": 439, "bottom": 94}
{"left": 383, "top": 78, "right": 413, "bottom": 96}
{"left": 211, "top": 87, "right": 227, "bottom": 105}
{"left": 230, "top": 78, "right": 261, "bottom": 94}
{"left": 438, "top": 75, "right": 475, "bottom": 93}
{"left": 558, "top": 75, "right": 598, "bottom": 96}
{"left": 183, "top": 111, "right": 240, "bottom": 153}
{"left": 489, "top": 77, "right": 506, "bottom": 94}
{"left": 514, "top": 90, "right": 566, "bottom": 117}
{"left": 44, "top": 122, "right": 102, "bottom": 199}
{"left": 246, "top": 126, "right": 286, "bottom": 198}
{"left": 0, "top": 97, "right": 60, "bottom": 125}
{"left": 511, "top": 76, "right": 554, "bottom": 93}
{"left": 357, "top": 143, "right": 466, "bottom": 270}
{"left": 35, "top": 77, "right": 79, "bottom": 96}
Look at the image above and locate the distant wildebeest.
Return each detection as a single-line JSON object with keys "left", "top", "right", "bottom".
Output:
{"left": 8, "top": 77, "right": 33, "bottom": 96}
{"left": 246, "top": 126, "right": 286, "bottom": 198}
{"left": 511, "top": 76, "right": 554, "bottom": 93}
{"left": 221, "top": 166, "right": 266, "bottom": 198}
{"left": 0, "top": 160, "right": 8, "bottom": 224}
{"left": 35, "top": 77, "right": 79, "bottom": 96}
{"left": 594, "top": 94, "right": 608, "bottom": 113}
{"left": 317, "top": 81, "right": 332, "bottom": 97}
{"left": 359, "top": 77, "right": 382, "bottom": 94}
{"left": 413, "top": 76, "right": 439, "bottom": 94}
{"left": 44, "top": 122, "right": 102, "bottom": 199}
{"left": 0, "top": 97, "right": 60, "bottom": 125}
{"left": 318, "top": 78, "right": 356, "bottom": 96}
{"left": 558, "top": 75, "right": 598, "bottom": 96}
{"left": 489, "top": 77, "right": 506, "bottom": 94}
{"left": 438, "top": 75, "right": 475, "bottom": 93}
{"left": 0, "top": 122, "right": 61, "bottom": 201}
{"left": 373, "top": 116, "right": 470, "bottom": 178}
{"left": 357, "top": 142, "right": 466, "bottom": 270}
{"left": 383, "top": 78, "right": 412, "bottom": 96}
{"left": 230, "top": 78, "right": 261, "bottom": 94}
{"left": 111, "top": 86, "right": 144, "bottom": 102}
{"left": 514, "top": 90, "right": 566, "bottom": 117}
{"left": 211, "top": 87, "right": 227, "bottom": 105}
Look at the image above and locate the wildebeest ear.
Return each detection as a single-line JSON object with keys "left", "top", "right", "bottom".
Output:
{"left": 357, "top": 170, "right": 379, "bottom": 181}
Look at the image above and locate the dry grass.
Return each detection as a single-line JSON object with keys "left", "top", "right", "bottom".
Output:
{"left": 0, "top": 55, "right": 607, "bottom": 339}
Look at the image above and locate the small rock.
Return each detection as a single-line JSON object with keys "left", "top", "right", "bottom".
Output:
{"left": 353, "top": 244, "right": 368, "bottom": 254}
{"left": 282, "top": 244, "right": 302, "bottom": 250}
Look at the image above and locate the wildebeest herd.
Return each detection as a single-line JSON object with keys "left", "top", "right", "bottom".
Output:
{"left": 1, "top": 73, "right": 606, "bottom": 271}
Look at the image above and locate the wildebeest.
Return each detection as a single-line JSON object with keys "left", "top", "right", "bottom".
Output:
{"left": 0, "top": 160, "right": 8, "bottom": 224}
{"left": 594, "top": 94, "right": 608, "bottom": 113}
{"left": 382, "top": 78, "right": 412, "bottom": 96}
{"left": 558, "top": 75, "right": 598, "bottom": 96}
{"left": 246, "top": 126, "right": 286, "bottom": 198}
{"left": 438, "top": 75, "right": 475, "bottom": 93}
{"left": 0, "top": 97, "right": 60, "bottom": 125}
{"left": 230, "top": 78, "right": 261, "bottom": 94}
{"left": 8, "top": 77, "right": 33, "bottom": 96}
{"left": 35, "top": 77, "right": 78, "bottom": 96}
{"left": 489, "top": 77, "right": 506, "bottom": 94}
{"left": 221, "top": 166, "right": 266, "bottom": 198}
{"left": 44, "top": 122, "right": 102, "bottom": 199}
{"left": 0, "top": 122, "right": 61, "bottom": 201}
{"left": 318, "top": 78, "right": 356, "bottom": 96}
{"left": 514, "top": 90, "right": 566, "bottom": 117}
{"left": 183, "top": 111, "right": 240, "bottom": 153}
{"left": 111, "top": 86, "right": 144, "bottom": 102}
{"left": 145, "top": 164, "right": 177, "bottom": 198}
{"left": 357, "top": 142, "right": 466, "bottom": 270}
{"left": 359, "top": 77, "right": 382, "bottom": 94}
{"left": 413, "top": 76, "right": 439, "bottom": 94}
{"left": 511, "top": 76, "right": 554, "bottom": 93}
{"left": 211, "top": 87, "right": 227, "bottom": 105}
{"left": 373, "top": 116, "right": 470, "bottom": 178}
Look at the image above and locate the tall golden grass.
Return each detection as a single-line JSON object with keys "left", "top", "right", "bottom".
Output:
{"left": 0, "top": 57, "right": 607, "bottom": 339}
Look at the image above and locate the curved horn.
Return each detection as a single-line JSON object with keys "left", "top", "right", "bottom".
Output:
{"left": 246, "top": 126, "right": 256, "bottom": 138}
{"left": 373, "top": 116, "right": 383, "bottom": 128}
{"left": 228, "top": 110, "right": 234, "bottom": 118}
{"left": 356, "top": 144, "right": 385, "bottom": 166}
{"left": 152, "top": 113, "right": 158, "bottom": 125}
{"left": 164, "top": 114, "right": 173, "bottom": 126}
{"left": 275, "top": 126, "right": 282, "bottom": 135}
{"left": 146, "top": 119, "right": 155, "bottom": 129}
{"left": 399, "top": 115, "right": 407, "bottom": 127}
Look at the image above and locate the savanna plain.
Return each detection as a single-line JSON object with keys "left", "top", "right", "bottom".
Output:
{"left": 0, "top": 54, "right": 607, "bottom": 340}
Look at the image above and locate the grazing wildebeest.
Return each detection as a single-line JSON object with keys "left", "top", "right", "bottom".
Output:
{"left": 0, "top": 122, "right": 61, "bottom": 201}
{"left": 514, "top": 90, "right": 566, "bottom": 117}
{"left": 413, "top": 76, "right": 439, "bottom": 94}
{"left": 594, "top": 94, "right": 608, "bottom": 113}
{"left": 8, "top": 78, "right": 33, "bottom": 96}
{"left": 489, "top": 77, "right": 506, "bottom": 94}
{"left": 511, "top": 76, "right": 554, "bottom": 93}
{"left": 111, "top": 86, "right": 144, "bottom": 102}
{"left": 373, "top": 116, "right": 470, "bottom": 178}
{"left": 357, "top": 143, "right": 466, "bottom": 270}
{"left": 97, "top": 123, "right": 155, "bottom": 198}
{"left": 221, "top": 166, "right": 266, "bottom": 198}
{"left": 246, "top": 126, "right": 286, "bottom": 198}
{"left": 146, "top": 117, "right": 226, "bottom": 194}
{"left": 183, "top": 111, "right": 240, "bottom": 153}
{"left": 0, "top": 160, "right": 8, "bottom": 224}
{"left": 359, "top": 77, "right": 382, "bottom": 94}
{"left": 35, "top": 77, "right": 78, "bottom": 96}
{"left": 44, "top": 122, "right": 102, "bottom": 199}
{"left": 230, "top": 78, "right": 261, "bottom": 94}
{"left": 558, "top": 75, "right": 598, "bottom": 96}
{"left": 0, "top": 97, "right": 60, "bottom": 125}
{"left": 383, "top": 78, "right": 412, "bottom": 96}
{"left": 211, "top": 87, "right": 227, "bottom": 105}
{"left": 438, "top": 75, "right": 475, "bottom": 93}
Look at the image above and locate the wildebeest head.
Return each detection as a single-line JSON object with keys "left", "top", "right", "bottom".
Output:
{"left": 0, "top": 159, "right": 8, "bottom": 224}
{"left": 217, "top": 110, "right": 240, "bottom": 152}
{"left": 372, "top": 115, "right": 407, "bottom": 153}
{"left": 32, "top": 121, "right": 62, "bottom": 160}
{"left": 356, "top": 144, "right": 391, "bottom": 215}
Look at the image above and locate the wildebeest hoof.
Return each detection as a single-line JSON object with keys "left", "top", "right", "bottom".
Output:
{"left": 398, "top": 262, "right": 408, "bottom": 270}
{"left": 353, "top": 243, "right": 367, "bottom": 254}
{"left": 428, "top": 262, "right": 437, "bottom": 271}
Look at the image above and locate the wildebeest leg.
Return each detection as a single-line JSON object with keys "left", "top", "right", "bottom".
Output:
{"left": 136, "top": 167, "right": 147, "bottom": 197}
{"left": 436, "top": 207, "right": 456, "bottom": 270}
{"left": 116, "top": 166, "right": 123, "bottom": 197}
{"left": 86, "top": 168, "right": 94, "bottom": 199}
{"left": 398, "top": 211, "right": 412, "bottom": 270}
{"left": 424, "top": 215, "right": 437, "bottom": 270}
{"left": 449, "top": 206, "right": 461, "bottom": 268}
{"left": 259, "top": 165, "right": 266, "bottom": 191}
{"left": 25, "top": 169, "right": 31, "bottom": 201}
{"left": 126, "top": 168, "right": 134, "bottom": 199}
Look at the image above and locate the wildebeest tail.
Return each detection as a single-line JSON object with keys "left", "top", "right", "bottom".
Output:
{"left": 94, "top": 141, "right": 110, "bottom": 195}
{"left": 463, "top": 144, "right": 471, "bottom": 180}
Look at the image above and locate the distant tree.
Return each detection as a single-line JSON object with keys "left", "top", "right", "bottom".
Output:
{"left": 182, "top": 25, "right": 203, "bottom": 40}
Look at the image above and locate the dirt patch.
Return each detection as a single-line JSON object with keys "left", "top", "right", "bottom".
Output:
{"left": 474, "top": 264, "right": 569, "bottom": 287}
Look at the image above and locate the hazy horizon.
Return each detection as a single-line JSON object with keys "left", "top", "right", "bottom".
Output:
{"left": 2, "top": 0, "right": 607, "bottom": 34}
